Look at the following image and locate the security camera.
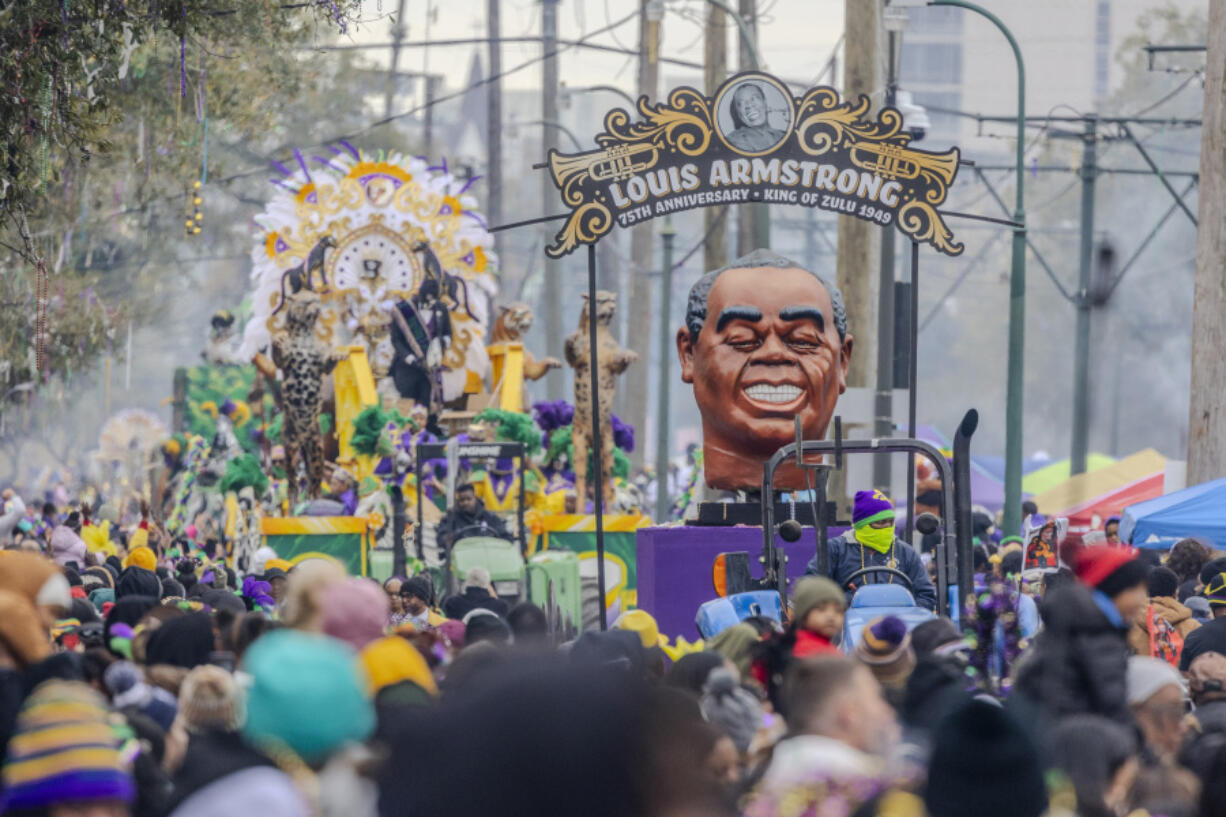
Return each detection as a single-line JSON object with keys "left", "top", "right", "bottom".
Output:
{"left": 895, "top": 90, "right": 931, "bottom": 141}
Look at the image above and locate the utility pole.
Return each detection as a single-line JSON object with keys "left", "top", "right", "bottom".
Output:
{"left": 836, "top": 0, "right": 880, "bottom": 393}
{"left": 1188, "top": 0, "right": 1226, "bottom": 485}
{"left": 423, "top": 76, "right": 436, "bottom": 157}
{"left": 655, "top": 220, "right": 676, "bottom": 521}
{"left": 874, "top": 16, "right": 900, "bottom": 494}
{"left": 1070, "top": 115, "right": 1097, "bottom": 476}
{"left": 421, "top": 1, "right": 433, "bottom": 153}
{"left": 486, "top": 0, "right": 504, "bottom": 266}
{"left": 622, "top": 0, "right": 661, "bottom": 469}
{"left": 383, "top": 0, "right": 409, "bottom": 118}
{"left": 736, "top": 0, "right": 767, "bottom": 254}
{"left": 703, "top": 2, "right": 728, "bottom": 272}
{"left": 541, "top": 0, "right": 564, "bottom": 396}
{"left": 833, "top": 0, "right": 880, "bottom": 514}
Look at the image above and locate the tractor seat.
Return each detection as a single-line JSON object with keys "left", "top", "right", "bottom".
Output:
{"left": 849, "top": 583, "right": 916, "bottom": 608}
{"left": 695, "top": 590, "right": 783, "bottom": 639}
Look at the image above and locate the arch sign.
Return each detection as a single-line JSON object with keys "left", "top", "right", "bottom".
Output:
{"left": 545, "top": 71, "right": 965, "bottom": 259}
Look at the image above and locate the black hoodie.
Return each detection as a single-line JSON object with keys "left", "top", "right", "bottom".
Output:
{"left": 1012, "top": 582, "right": 1131, "bottom": 726}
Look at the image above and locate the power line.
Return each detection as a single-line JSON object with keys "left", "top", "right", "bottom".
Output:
{"left": 295, "top": 34, "right": 705, "bottom": 69}
{"left": 65, "top": 10, "right": 644, "bottom": 229}
{"left": 1127, "top": 71, "right": 1203, "bottom": 118}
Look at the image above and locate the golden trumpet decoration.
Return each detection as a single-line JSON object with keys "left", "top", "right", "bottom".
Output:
{"left": 850, "top": 142, "right": 958, "bottom": 185}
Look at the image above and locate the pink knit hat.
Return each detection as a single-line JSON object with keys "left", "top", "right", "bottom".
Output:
{"left": 320, "top": 578, "right": 389, "bottom": 650}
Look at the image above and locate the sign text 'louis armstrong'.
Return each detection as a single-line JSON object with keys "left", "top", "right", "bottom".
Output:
{"left": 544, "top": 72, "right": 965, "bottom": 258}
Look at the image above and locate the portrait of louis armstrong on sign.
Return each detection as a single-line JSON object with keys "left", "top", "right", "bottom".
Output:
{"left": 723, "top": 80, "right": 788, "bottom": 153}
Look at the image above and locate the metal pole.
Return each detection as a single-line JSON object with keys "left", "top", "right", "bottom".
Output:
{"left": 542, "top": 0, "right": 564, "bottom": 396}
{"left": 423, "top": 76, "right": 435, "bottom": 158}
{"left": 517, "top": 451, "right": 526, "bottom": 557}
{"left": 706, "top": 0, "right": 762, "bottom": 68}
{"left": 588, "top": 244, "right": 609, "bottom": 630}
{"left": 733, "top": 0, "right": 769, "bottom": 249}
{"left": 654, "top": 220, "right": 676, "bottom": 522}
{"left": 383, "top": 0, "right": 409, "bottom": 118}
{"left": 486, "top": 0, "right": 504, "bottom": 265}
{"left": 391, "top": 482, "right": 406, "bottom": 576}
{"left": 906, "top": 240, "right": 919, "bottom": 546}
{"left": 1070, "top": 115, "right": 1097, "bottom": 476}
{"left": 1121, "top": 123, "right": 1198, "bottom": 226}
{"left": 874, "top": 29, "right": 898, "bottom": 494}
{"left": 934, "top": 0, "right": 1026, "bottom": 538}
{"left": 415, "top": 450, "right": 424, "bottom": 560}
{"left": 702, "top": 1, "right": 728, "bottom": 273}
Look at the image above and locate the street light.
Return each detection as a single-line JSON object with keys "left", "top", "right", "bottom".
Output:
{"left": 896, "top": 0, "right": 1027, "bottom": 537}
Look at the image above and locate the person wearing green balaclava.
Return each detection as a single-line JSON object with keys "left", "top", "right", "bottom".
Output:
{"left": 803, "top": 489, "right": 937, "bottom": 610}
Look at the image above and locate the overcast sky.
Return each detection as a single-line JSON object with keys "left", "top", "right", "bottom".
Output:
{"left": 341, "top": 0, "right": 847, "bottom": 94}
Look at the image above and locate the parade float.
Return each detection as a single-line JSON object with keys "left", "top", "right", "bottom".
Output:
{"left": 154, "top": 145, "right": 650, "bottom": 632}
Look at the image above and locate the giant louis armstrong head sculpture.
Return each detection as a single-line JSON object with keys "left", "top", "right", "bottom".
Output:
{"left": 677, "top": 249, "right": 853, "bottom": 492}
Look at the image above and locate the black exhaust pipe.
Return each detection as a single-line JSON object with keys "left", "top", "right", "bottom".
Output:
{"left": 952, "top": 409, "right": 978, "bottom": 619}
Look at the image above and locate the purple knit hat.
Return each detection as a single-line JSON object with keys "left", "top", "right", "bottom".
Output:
{"left": 853, "top": 490, "right": 895, "bottom": 529}
{"left": 854, "top": 615, "right": 916, "bottom": 688}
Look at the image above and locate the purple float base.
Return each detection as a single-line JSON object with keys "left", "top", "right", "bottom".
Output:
{"left": 637, "top": 524, "right": 846, "bottom": 640}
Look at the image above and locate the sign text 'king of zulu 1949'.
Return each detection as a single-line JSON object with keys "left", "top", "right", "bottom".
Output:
{"left": 545, "top": 72, "right": 964, "bottom": 258}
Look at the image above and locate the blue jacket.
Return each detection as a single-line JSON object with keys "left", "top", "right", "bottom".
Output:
{"left": 804, "top": 532, "right": 937, "bottom": 611}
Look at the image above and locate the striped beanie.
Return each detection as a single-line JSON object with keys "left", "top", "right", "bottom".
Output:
{"left": 1, "top": 680, "right": 134, "bottom": 811}
{"left": 854, "top": 615, "right": 916, "bottom": 688}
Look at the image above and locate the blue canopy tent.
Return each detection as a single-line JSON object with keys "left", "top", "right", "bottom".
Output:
{"left": 1120, "top": 476, "right": 1226, "bottom": 550}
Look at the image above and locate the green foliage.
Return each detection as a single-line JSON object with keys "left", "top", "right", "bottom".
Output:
{"left": 265, "top": 413, "right": 283, "bottom": 446}
{"left": 0, "top": 1, "right": 361, "bottom": 407}
{"left": 475, "top": 408, "right": 543, "bottom": 454}
{"left": 546, "top": 425, "right": 573, "bottom": 467}
{"left": 218, "top": 452, "right": 268, "bottom": 495}
{"left": 351, "top": 405, "right": 391, "bottom": 456}
{"left": 543, "top": 424, "right": 629, "bottom": 481}
{"left": 182, "top": 363, "right": 270, "bottom": 454}
{"left": 319, "top": 412, "right": 332, "bottom": 436}
{"left": 0, "top": 1, "right": 360, "bottom": 232}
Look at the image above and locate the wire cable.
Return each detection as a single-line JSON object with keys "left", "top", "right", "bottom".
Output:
{"left": 62, "top": 9, "right": 643, "bottom": 224}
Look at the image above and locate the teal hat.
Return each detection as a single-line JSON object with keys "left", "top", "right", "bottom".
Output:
{"left": 88, "top": 587, "right": 115, "bottom": 612}
{"left": 241, "top": 630, "right": 374, "bottom": 763}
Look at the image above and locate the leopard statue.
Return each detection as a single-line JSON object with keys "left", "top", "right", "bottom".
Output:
{"left": 564, "top": 290, "right": 637, "bottom": 511}
{"left": 271, "top": 290, "right": 347, "bottom": 506}
{"left": 490, "top": 302, "right": 561, "bottom": 381}
{"left": 272, "top": 235, "right": 337, "bottom": 315}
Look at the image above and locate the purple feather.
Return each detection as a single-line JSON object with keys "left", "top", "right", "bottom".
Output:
{"left": 532, "top": 400, "right": 574, "bottom": 433}
{"left": 293, "top": 148, "right": 312, "bottom": 182}
{"left": 458, "top": 174, "right": 483, "bottom": 194}
{"left": 611, "top": 415, "right": 635, "bottom": 453}
{"left": 313, "top": 155, "right": 346, "bottom": 175}
{"left": 269, "top": 160, "right": 294, "bottom": 177}
{"left": 338, "top": 140, "right": 360, "bottom": 160}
